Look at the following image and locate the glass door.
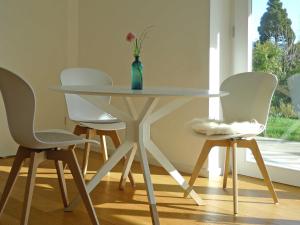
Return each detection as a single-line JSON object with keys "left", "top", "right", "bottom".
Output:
{"left": 238, "top": 0, "right": 300, "bottom": 187}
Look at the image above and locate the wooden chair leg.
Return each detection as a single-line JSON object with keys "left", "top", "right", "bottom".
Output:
{"left": 82, "top": 129, "right": 96, "bottom": 176}
{"left": 249, "top": 139, "right": 279, "bottom": 204}
{"left": 64, "top": 125, "right": 85, "bottom": 170}
{"left": 119, "top": 144, "right": 137, "bottom": 190}
{"left": 65, "top": 148, "right": 99, "bottom": 225}
{"left": 0, "top": 148, "right": 30, "bottom": 216}
{"left": 100, "top": 135, "right": 108, "bottom": 162}
{"left": 184, "top": 140, "right": 213, "bottom": 197}
{"left": 73, "top": 124, "right": 84, "bottom": 135}
{"left": 110, "top": 131, "right": 136, "bottom": 188}
{"left": 21, "top": 151, "right": 44, "bottom": 225}
{"left": 55, "top": 160, "right": 69, "bottom": 207}
{"left": 231, "top": 140, "right": 238, "bottom": 215}
{"left": 223, "top": 146, "right": 231, "bottom": 189}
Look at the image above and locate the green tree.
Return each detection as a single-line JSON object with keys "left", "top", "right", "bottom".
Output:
{"left": 258, "top": 0, "right": 295, "bottom": 46}
{"left": 254, "top": 0, "right": 299, "bottom": 136}
{"left": 253, "top": 41, "right": 283, "bottom": 76}
{"left": 253, "top": 41, "right": 288, "bottom": 108}
{"left": 257, "top": 0, "right": 299, "bottom": 80}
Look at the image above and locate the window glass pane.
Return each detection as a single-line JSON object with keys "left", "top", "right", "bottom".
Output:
{"left": 251, "top": 0, "right": 300, "bottom": 171}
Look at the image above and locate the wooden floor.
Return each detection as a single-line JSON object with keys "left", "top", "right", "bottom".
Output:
{"left": 0, "top": 149, "right": 300, "bottom": 225}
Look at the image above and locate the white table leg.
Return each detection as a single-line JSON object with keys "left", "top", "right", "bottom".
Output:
{"left": 145, "top": 97, "right": 204, "bottom": 205}
{"left": 65, "top": 141, "right": 134, "bottom": 211}
{"left": 138, "top": 98, "right": 161, "bottom": 225}
{"left": 67, "top": 95, "right": 204, "bottom": 224}
{"left": 122, "top": 97, "right": 204, "bottom": 207}
{"left": 138, "top": 134, "right": 160, "bottom": 225}
{"left": 145, "top": 139, "right": 204, "bottom": 205}
{"left": 119, "top": 143, "right": 137, "bottom": 190}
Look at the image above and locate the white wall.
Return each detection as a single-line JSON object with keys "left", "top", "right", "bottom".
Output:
{"left": 0, "top": 0, "right": 69, "bottom": 155}
{"left": 77, "top": 0, "right": 211, "bottom": 173}
{"left": 232, "top": 0, "right": 252, "bottom": 74}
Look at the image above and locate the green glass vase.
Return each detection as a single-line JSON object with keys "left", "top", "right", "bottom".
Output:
{"left": 131, "top": 56, "right": 143, "bottom": 90}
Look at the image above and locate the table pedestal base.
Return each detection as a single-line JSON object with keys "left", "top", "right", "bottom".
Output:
{"left": 66, "top": 96, "right": 204, "bottom": 225}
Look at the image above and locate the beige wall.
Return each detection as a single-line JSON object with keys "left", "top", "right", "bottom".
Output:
{"left": 0, "top": 0, "right": 69, "bottom": 154}
{"left": 0, "top": 0, "right": 235, "bottom": 174}
{"left": 78, "top": 0, "right": 211, "bottom": 172}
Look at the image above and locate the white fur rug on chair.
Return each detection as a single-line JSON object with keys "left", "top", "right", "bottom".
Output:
{"left": 190, "top": 118, "right": 265, "bottom": 136}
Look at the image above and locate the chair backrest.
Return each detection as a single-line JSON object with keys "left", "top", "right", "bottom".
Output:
{"left": 60, "top": 68, "right": 113, "bottom": 122}
{"left": 287, "top": 73, "right": 300, "bottom": 117}
{"left": 220, "top": 72, "right": 278, "bottom": 126}
{"left": 0, "top": 67, "right": 41, "bottom": 148}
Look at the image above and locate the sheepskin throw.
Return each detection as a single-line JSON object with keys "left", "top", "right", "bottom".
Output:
{"left": 191, "top": 118, "right": 264, "bottom": 136}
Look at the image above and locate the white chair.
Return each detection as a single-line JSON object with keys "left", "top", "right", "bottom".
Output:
{"left": 60, "top": 68, "right": 135, "bottom": 189}
{"left": 288, "top": 73, "right": 300, "bottom": 116}
{"left": 0, "top": 68, "right": 99, "bottom": 225}
{"left": 185, "top": 72, "right": 279, "bottom": 214}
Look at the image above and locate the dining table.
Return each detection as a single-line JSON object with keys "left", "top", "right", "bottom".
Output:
{"left": 51, "top": 85, "right": 227, "bottom": 225}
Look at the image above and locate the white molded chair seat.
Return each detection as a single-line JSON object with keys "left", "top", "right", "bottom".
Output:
{"left": 185, "top": 72, "right": 279, "bottom": 215}
{"left": 78, "top": 111, "right": 126, "bottom": 130}
{"left": 35, "top": 130, "right": 99, "bottom": 147}
{"left": 80, "top": 121, "right": 126, "bottom": 131}
{"left": 72, "top": 111, "right": 121, "bottom": 124}
{"left": 0, "top": 67, "right": 99, "bottom": 225}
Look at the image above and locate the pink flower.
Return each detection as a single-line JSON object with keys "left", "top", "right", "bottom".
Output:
{"left": 126, "top": 26, "right": 154, "bottom": 57}
{"left": 126, "top": 32, "right": 136, "bottom": 42}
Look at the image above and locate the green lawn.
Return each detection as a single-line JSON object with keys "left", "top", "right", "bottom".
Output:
{"left": 265, "top": 116, "right": 300, "bottom": 141}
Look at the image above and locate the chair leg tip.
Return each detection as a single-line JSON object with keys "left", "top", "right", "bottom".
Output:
{"left": 119, "top": 179, "right": 126, "bottom": 191}
{"left": 64, "top": 208, "right": 73, "bottom": 212}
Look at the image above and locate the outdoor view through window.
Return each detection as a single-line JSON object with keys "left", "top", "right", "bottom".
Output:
{"left": 250, "top": 0, "right": 300, "bottom": 175}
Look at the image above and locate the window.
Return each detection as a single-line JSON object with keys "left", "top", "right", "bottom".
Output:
{"left": 238, "top": 0, "right": 300, "bottom": 186}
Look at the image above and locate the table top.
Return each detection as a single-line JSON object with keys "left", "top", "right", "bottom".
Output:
{"left": 51, "top": 85, "right": 228, "bottom": 97}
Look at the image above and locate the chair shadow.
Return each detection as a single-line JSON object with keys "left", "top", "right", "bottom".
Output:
{"left": 1, "top": 194, "right": 299, "bottom": 225}
{"left": 95, "top": 207, "right": 300, "bottom": 225}
{"left": 5, "top": 157, "right": 300, "bottom": 201}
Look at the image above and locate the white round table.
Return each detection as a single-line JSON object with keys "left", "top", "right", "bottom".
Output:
{"left": 51, "top": 85, "right": 228, "bottom": 225}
